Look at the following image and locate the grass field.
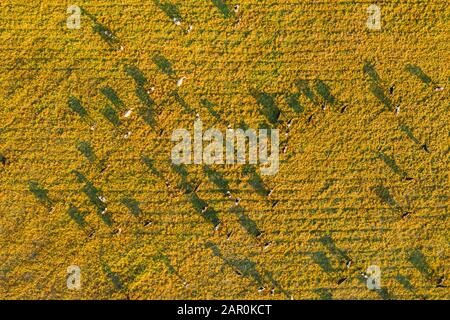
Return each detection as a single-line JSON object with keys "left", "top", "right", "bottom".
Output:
{"left": 0, "top": 0, "right": 448, "bottom": 299}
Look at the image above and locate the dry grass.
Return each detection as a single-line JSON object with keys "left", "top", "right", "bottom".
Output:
{"left": 0, "top": 0, "right": 448, "bottom": 299}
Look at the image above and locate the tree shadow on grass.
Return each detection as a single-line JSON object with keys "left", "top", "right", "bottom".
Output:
{"left": 203, "top": 165, "right": 229, "bottom": 195}
{"left": 153, "top": 0, "right": 182, "bottom": 21}
{"left": 285, "top": 93, "right": 304, "bottom": 114}
{"left": 101, "top": 105, "right": 121, "bottom": 127}
{"left": 370, "top": 83, "right": 392, "bottom": 111}
{"left": 172, "top": 90, "right": 195, "bottom": 114}
{"left": 313, "top": 288, "right": 333, "bottom": 300}
{"left": 363, "top": 62, "right": 392, "bottom": 111}
{"left": 201, "top": 98, "right": 221, "bottom": 120}
{"left": 310, "top": 251, "right": 334, "bottom": 273}
{"left": 141, "top": 156, "right": 162, "bottom": 178}
{"left": 124, "top": 65, "right": 148, "bottom": 87}
{"left": 152, "top": 54, "right": 175, "bottom": 76}
{"left": 363, "top": 61, "right": 382, "bottom": 84}
{"left": 68, "top": 96, "right": 88, "bottom": 118}
{"left": 121, "top": 197, "right": 141, "bottom": 217}
{"left": 76, "top": 141, "right": 96, "bottom": 163}
{"left": 28, "top": 180, "right": 53, "bottom": 208}
{"left": 408, "top": 249, "right": 435, "bottom": 281}
{"left": 377, "top": 151, "right": 409, "bottom": 179}
{"left": 243, "top": 165, "right": 270, "bottom": 197}
{"left": 211, "top": 0, "right": 235, "bottom": 18}
{"left": 72, "top": 170, "right": 112, "bottom": 226}
{"left": 101, "top": 260, "right": 125, "bottom": 291}
{"left": 80, "top": 7, "right": 120, "bottom": 47}
{"left": 154, "top": 252, "right": 185, "bottom": 282}
{"left": 67, "top": 205, "right": 86, "bottom": 227}
{"left": 314, "top": 80, "right": 336, "bottom": 105}
{"left": 135, "top": 87, "right": 156, "bottom": 126}
{"left": 172, "top": 163, "right": 194, "bottom": 193}
{"left": 190, "top": 193, "right": 220, "bottom": 227}
{"left": 100, "top": 86, "right": 124, "bottom": 111}
{"left": 319, "top": 235, "right": 351, "bottom": 265}
{"left": 399, "top": 124, "right": 421, "bottom": 146}
{"left": 206, "top": 242, "right": 264, "bottom": 286}
{"left": 230, "top": 205, "right": 262, "bottom": 238}
{"left": 249, "top": 89, "right": 281, "bottom": 124}
{"left": 296, "top": 79, "right": 317, "bottom": 104}
{"left": 405, "top": 64, "right": 433, "bottom": 85}
{"left": 372, "top": 185, "right": 401, "bottom": 213}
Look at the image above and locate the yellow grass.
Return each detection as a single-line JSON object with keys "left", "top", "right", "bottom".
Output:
{"left": 0, "top": 0, "right": 448, "bottom": 299}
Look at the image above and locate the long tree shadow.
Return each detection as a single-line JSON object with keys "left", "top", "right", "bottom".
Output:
{"left": 68, "top": 96, "right": 88, "bottom": 118}
{"left": 81, "top": 7, "right": 120, "bottom": 47}
{"left": 372, "top": 184, "right": 401, "bottom": 212}
{"left": 93, "top": 23, "right": 119, "bottom": 46}
{"left": 356, "top": 273, "right": 391, "bottom": 300}
{"left": 101, "top": 86, "right": 124, "bottom": 111}
{"left": 400, "top": 123, "right": 429, "bottom": 152}
{"left": 377, "top": 151, "right": 409, "bottom": 179}
{"left": 72, "top": 170, "right": 112, "bottom": 226}
{"left": 0, "top": 154, "right": 6, "bottom": 166}
{"left": 172, "top": 90, "right": 195, "bottom": 114}
{"left": 408, "top": 249, "right": 435, "bottom": 281}
{"left": 249, "top": 89, "right": 281, "bottom": 124}
{"left": 201, "top": 99, "right": 221, "bottom": 120}
{"left": 263, "top": 270, "right": 292, "bottom": 298}
{"left": 101, "top": 105, "right": 121, "bottom": 127}
{"left": 314, "top": 80, "right": 336, "bottom": 105}
{"left": 141, "top": 156, "right": 163, "bottom": 178}
{"left": 135, "top": 86, "right": 156, "bottom": 126}
{"left": 172, "top": 163, "right": 194, "bottom": 193}
{"left": 190, "top": 193, "right": 220, "bottom": 227}
{"left": 124, "top": 65, "right": 148, "bottom": 87}
{"left": 296, "top": 79, "right": 317, "bottom": 104}
{"left": 203, "top": 165, "right": 229, "bottom": 195}
{"left": 285, "top": 93, "right": 304, "bottom": 114}
{"left": 135, "top": 86, "right": 155, "bottom": 108}
{"left": 76, "top": 140, "right": 96, "bottom": 163}
{"left": 230, "top": 205, "right": 262, "bottom": 238}
{"left": 211, "top": 0, "right": 235, "bottom": 18}
{"left": 405, "top": 64, "right": 433, "bottom": 85}
{"left": 319, "top": 235, "right": 351, "bottom": 265}
{"left": 399, "top": 124, "right": 421, "bottom": 146}
{"left": 310, "top": 251, "right": 334, "bottom": 273}
{"left": 243, "top": 165, "right": 270, "bottom": 197}
{"left": 313, "top": 288, "right": 333, "bottom": 300}
{"left": 363, "top": 62, "right": 392, "bottom": 111}
{"left": 363, "top": 61, "right": 382, "bottom": 83}
{"left": 153, "top": 0, "right": 182, "bottom": 22}
{"left": 28, "top": 180, "right": 53, "bottom": 208}
{"left": 206, "top": 242, "right": 289, "bottom": 295}
{"left": 370, "top": 83, "right": 392, "bottom": 111}
{"left": 100, "top": 259, "right": 125, "bottom": 291}
{"left": 395, "top": 274, "right": 415, "bottom": 292}
{"left": 153, "top": 251, "right": 185, "bottom": 283}
{"left": 206, "top": 242, "right": 264, "bottom": 286}
{"left": 121, "top": 197, "right": 141, "bottom": 217}
{"left": 152, "top": 54, "right": 175, "bottom": 76}
{"left": 171, "top": 164, "right": 220, "bottom": 227}
{"left": 67, "top": 205, "right": 86, "bottom": 227}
